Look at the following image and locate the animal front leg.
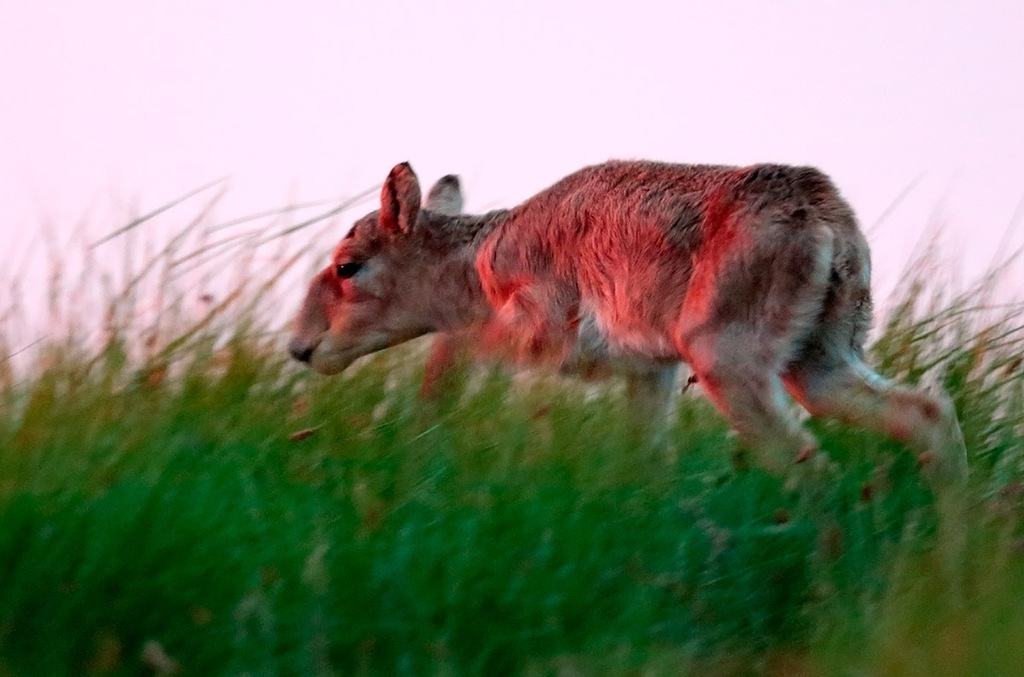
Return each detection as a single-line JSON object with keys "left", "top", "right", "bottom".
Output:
{"left": 624, "top": 367, "right": 680, "bottom": 442}
{"left": 482, "top": 284, "right": 578, "bottom": 368}
{"left": 420, "top": 332, "right": 472, "bottom": 398}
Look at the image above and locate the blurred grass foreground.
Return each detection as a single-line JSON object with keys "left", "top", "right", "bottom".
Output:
{"left": 1, "top": 186, "right": 1024, "bottom": 677}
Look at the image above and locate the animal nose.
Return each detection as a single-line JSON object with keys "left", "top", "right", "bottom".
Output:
{"left": 288, "top": 337, "right": 316, "bottom": 363}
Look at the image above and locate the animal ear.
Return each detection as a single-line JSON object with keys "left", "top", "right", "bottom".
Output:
{"left": 379, "top": 162, "right": 422, "bottom": 235}
{"left": 424, "top": 174, "right": 463, "bottom": 216}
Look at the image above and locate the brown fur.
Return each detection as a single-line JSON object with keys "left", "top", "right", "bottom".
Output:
{"left": 416, "top": 174, "right": 677, "bottom": 406}
{"left": 289, "top": 160, "right": 968, "bottom": 485}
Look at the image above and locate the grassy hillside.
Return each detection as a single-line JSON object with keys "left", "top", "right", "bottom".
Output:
{"left": 1, "top": 212, "right": 1023, "bottom": 676}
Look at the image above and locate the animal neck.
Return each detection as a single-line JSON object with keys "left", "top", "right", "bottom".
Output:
{"left": 420, "top": 212, "right": 510, "bottom": 334}
{"left": 419, "top": 252, "right": 488, "bottom": 333}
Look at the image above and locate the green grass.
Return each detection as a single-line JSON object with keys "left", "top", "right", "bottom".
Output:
{"left": 1, "top": 207, "right": 1023, "bottom": 676}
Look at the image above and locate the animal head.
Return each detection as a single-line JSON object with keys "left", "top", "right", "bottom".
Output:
{"left": 288, "top": 163, "right": 466, "bottom": 374}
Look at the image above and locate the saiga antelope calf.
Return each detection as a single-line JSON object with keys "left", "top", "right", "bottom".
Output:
{"left": 289, "top": 161, "right": 968, "bottom": 488}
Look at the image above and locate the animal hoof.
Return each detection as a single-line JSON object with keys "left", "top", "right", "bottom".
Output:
{"left": 793, "top": 446, "right": 816, "bottom": 464}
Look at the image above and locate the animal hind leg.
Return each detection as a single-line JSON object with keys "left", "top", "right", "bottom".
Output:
{"left": 684, "top": 330, "right": 818, "bottom": 473}
{"left": 784, "top": 357, "right": 968, "bottom": 486}
{"left": 785, "top": 356, "right": 970, "bottom": 574}
{"left": 675, "top": 221, "right": 836, "bottom": 472}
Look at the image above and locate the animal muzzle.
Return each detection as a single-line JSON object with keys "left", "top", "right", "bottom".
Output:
{"left": 287, "top": 336, "right": 318, "bottom": 364}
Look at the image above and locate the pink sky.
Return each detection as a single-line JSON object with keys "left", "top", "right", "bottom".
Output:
{"left": 2, "top": 2, "right": 1023, "bottom": 307}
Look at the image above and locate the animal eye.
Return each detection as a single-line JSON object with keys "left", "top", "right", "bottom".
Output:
{"left": 335, "top": 261, "right": 363, "bottom": 279}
